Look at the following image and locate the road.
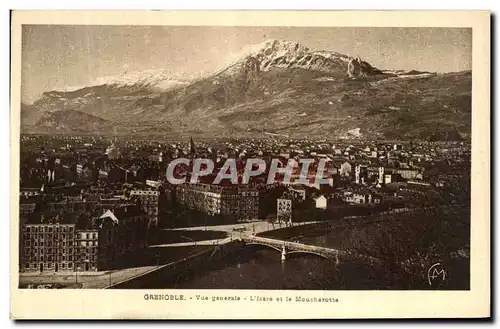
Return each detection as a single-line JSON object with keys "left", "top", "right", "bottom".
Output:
{"left": 19, "top": 265, "right": 159, "bottom": 289}
{"left": 150, "top": 221, "right": 319, "bottom": 247}
{"left": 20, "top": 221, "right": 320, "bottom": 288}
{"left": 150, "top": 238, "right": 232, "bottom": 248}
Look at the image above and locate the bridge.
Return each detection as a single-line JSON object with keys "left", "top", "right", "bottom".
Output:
{"left": 241, "top": 235, "right": 380, "bottom": 265}
{"left": 105, "top": 235, "right": 381, "bottom": 288}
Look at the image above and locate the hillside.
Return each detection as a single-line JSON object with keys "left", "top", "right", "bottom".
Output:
{"left": 21, "top": 39, "right": 471, "bottom": 140}
{"left": 23, "top": 110, "right": 113, "bottom": 134}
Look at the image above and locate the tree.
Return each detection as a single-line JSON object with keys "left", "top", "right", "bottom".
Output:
{"left": 340, "top": 204, "right": 469, "bottom": 289}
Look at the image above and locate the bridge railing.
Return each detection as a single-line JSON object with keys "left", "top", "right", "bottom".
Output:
{"left": 242, "top": 235, "right": 382, "bottom": 265}
{"left": 243, "top": 235, "right": 343, "bottom": 254}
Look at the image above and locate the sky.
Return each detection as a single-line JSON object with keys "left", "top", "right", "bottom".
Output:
{"left": 21, "top": 26, "right": 472, "bottom": 104}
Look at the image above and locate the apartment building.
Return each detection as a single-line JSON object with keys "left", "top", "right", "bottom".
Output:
{"left": 175, "top": 183, "right": 259, "bottom": 221}
{"left": 19, "top": 204, "right": 148, "bottom": 273}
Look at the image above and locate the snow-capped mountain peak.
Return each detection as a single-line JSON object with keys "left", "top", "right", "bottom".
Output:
{"left": 58, "top": 69, "right": 188, "bottom": 93}
{"left": 221, "top": 39, "right": 379, "bottom": 76}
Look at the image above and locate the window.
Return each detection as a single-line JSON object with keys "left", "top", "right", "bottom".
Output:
{"left": 61, "top": 263, "right": 65, "bottom": 269}
{"left": 68, "top": 262, "right": 73, "bottom": 268}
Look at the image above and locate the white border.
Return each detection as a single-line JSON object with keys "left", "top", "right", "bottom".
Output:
{"left": 3, "top": 3, "right": 495, "bottom": 325}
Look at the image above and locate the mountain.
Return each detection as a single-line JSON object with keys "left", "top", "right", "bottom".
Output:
{"left": 30, "top": 69, "right": 188, "bottom": 123}
{"left": 56, "top": 69, "right": 187, "bottom": 94}
{"left": 217, "top": 39, "right": 384, "bottom": 77}
{"left": 24, "top": 110, "right": 112, "bottom": 134}
{"left": 21, "top": 102, "right": 44, "bottom": 127}
{"left": 22, "top": 39, "right": 471, "bottom": 140}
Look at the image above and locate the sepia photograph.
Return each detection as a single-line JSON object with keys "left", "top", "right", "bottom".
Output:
{"left": 10, "top": 10, "right": 490, "bottom": 319}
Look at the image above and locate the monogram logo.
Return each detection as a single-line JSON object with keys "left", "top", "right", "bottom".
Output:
{"left": 427, "top": 263, "right": 447, "bottom": 286}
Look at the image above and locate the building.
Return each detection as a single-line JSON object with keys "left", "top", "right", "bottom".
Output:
{"left": 339, "top": 162, "right": 352, "bottom": 177}
{"left": 384, "top": 174, "right": 394, "bottom": 184}
{"left": 314, "top": 195, "right": 328, "bottom": 209}
{"left": 277, "top": 198, "right": 292, "bottom": 224}
{"left": 105, "top": 143, "right": 121, "bottom": 160}
{"left": 76, "top": 164, "right": 83, "bottom": 175}
{"left": 394, "top": 169, "right": 422, "bottom": 180}
{"left": 20, "top": 223, "right": 76, "bottom": 273}
{"left": 289, "top": 187, "right": 306, "bottom": 201}
{"left": 97, "top": 205, "right": 149, "bottom": 269}
{"left": 383, "top": 171, "right": 406, "bottom": 184}
{"left": 176, "top": 183, "right": 223, "bottom": 216}
{"left": 378, "top": 167, "right": 385, "bottom": 185}
{"left": 355, "top": 165, "right": 368, "bottom": 184}
{"left": 74, "top": 229, "right": 99, "bottom": 271}
{"left": 98, "top": 169, "right": 108, "bottom": 179}
{"left": 20, "top": 189, "right": 40, "bottom": 198}
{"left": 47, "top": 169, "right": 56, "bottom": 183}
{"left": 76, "top": 164, "right": 93, "bottom": 180}
{"left": 344, "top": 190, "right": 382, "bottom": 205}
{"left": 220, "top": 187, "right": 259, "bottom": 221}
{"left": 19, "top": 205, "right": 148, "bottom": 273}
{"left": 175, "top": 183, "right": 259, "bottom": 221}
{"left": 130, "top": 189, "right": 162, "bottom": 227}
{"left": 19, "top": 203, "right": 36, "bottom": 217}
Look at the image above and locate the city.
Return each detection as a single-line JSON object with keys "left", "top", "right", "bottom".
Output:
{"left": 17, "top": 26, "right": 472, "bottom": 291}
{"left": 18, "top": 134, "right": 471, "bottom": 289}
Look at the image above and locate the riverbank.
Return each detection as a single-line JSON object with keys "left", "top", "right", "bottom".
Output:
{"left": 19, "top": 265, "right": 160, "bottom": 289}
{"left": 153, "top": 229, "right": 228, "bottom": 245}
{"left": 257, "top": 207, "right": 470, "bottom": 289}
{"left": 108, "top": 241, "right": 245, "bottom": 289}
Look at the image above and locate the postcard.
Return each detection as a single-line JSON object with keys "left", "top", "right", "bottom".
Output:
{"left": 10, "top": 10, "right": 490, "bottom": 319}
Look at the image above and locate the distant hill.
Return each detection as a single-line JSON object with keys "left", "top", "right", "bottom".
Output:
{"left": 23, "top": 109, "right": 113, "bottom": 134}
{"left": 21, "top": 39, "right": 471, "bottom": 140}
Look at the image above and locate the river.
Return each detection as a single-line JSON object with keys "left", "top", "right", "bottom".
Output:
{"left": 143, "top": 245, "right": 390, "bottom": 290}
{"left": 140, "top": 214, "right": 469, "bottom": 290}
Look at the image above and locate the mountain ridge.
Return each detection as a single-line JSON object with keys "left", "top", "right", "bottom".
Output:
{"left": 21, "top": 39, "right": 471, "bottom": 140}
